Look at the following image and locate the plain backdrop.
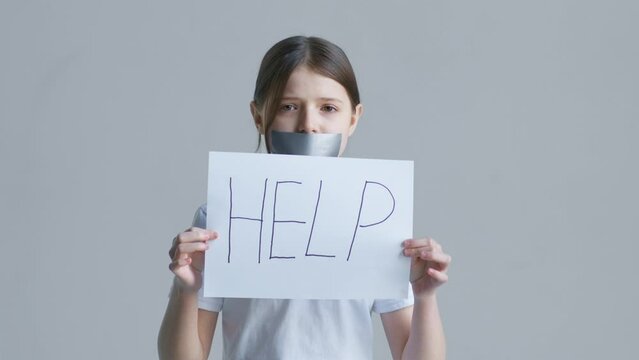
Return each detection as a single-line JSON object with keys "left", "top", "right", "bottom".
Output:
{"left": 1, "top": 0, "right": 638, "bottom": 359}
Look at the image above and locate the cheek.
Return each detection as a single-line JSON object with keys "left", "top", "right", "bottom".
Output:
{"left": 327, "top": 113, "right": 353, "bottom": 132}
{"left": 270, "top": 116, "right": 297, "bottom": 132}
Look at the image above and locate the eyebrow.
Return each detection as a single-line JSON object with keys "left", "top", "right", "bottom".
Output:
{"left": 280, "top": 96, "right": 344, "bottom": 104}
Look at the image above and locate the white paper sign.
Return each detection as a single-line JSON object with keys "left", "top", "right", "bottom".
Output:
{"left": 204, "top": 151, "right": 413, "bottom": 299}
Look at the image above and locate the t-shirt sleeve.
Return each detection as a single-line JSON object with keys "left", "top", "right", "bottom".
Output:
{"left": 192, "top": 204, "right": 225, "bottom": 312}
{"left": 191, "top": 203, "right": 207, "bottom": 229}
{"left": 198, "top": 286, "right": 224, "bottom": 312}
{"left": 371, "top": 284, "right": 415, "bottom": 313}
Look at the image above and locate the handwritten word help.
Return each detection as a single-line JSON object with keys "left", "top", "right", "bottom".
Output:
{"left": 226, "top": 178, "right": 396, "bottom": 264}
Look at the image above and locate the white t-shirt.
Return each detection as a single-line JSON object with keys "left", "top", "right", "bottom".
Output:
{"left": 193, "top": 204, "right": 414, "bottom": 360}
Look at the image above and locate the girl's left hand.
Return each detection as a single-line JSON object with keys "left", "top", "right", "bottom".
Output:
{"left": 402, "top": 237, "right": 451, "bottom": 298}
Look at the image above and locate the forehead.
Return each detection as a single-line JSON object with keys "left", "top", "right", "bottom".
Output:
{"left": 282, "top": 66, "right": 350, "bottom": 100}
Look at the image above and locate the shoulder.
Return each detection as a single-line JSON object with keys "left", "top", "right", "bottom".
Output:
{"left": 372, "top": 285, "right": 414, "bottom": 313}
{"left": 191, "top": 203, "right": 207, "bottom": 228}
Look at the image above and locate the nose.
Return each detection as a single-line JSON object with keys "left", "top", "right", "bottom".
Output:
{"left": 296, "top": 108, "right": 319, "bottom": 133}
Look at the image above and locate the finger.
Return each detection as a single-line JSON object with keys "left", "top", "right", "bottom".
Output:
{"left": 185, "top": 226, "right": 216, "bottom": 234}
{"left": 171, "top": 243, "right": 209, "bottom": 260}
{"left": 402, "top": 246, "right": 436, "bottom": 257}
{"left": 433, "top": 241, "right": 442, "bottom": 252}
{"left": 402, "top": 237, "right": 437, "bottom": 249}
{"left": 418, "top": 251, "right": 452, "bottom": 265}
{"left": 174, "top": 229, "right": 218, "bottom": 246}
{"left": 169, "top": 230, "right": 215, "bottom": 256}
{"left": 168, "top": 256, "right": 192, "bottom": 271}
{"left": 427, "top": 268, "right": 449, "bottom": 283}
{"left": 170, "top": 229, "right": 218, "bottom": 258}
{"left": 172, "top": 242, "right": 209, "bottom": 260}
{"left": 192, "top": 228, "right": 219, "bottom": 239}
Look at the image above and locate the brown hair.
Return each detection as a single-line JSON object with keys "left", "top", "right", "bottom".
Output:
{"left": 253, "top": 36, "right": 360, "bottom": 150}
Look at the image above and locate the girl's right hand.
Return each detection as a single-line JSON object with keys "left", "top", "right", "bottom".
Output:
{"left": 168, "top": 227, "right": 218, "bottom": 293}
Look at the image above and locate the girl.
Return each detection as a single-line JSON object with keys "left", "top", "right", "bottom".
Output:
{"left": 158, "top": 36, "right": 451, "bottom": 360}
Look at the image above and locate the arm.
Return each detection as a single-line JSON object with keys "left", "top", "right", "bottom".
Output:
{"left": 158, "top": 282, "right": 218, "bottom": 360}
{"left": 157, "top": 228, "right": 219, "bottom": 360}
{"left": 381, "top": 237, "right": 451, "bottom": 360}
{"left": 381, "top": 295, "right": 445, "bottom": 360}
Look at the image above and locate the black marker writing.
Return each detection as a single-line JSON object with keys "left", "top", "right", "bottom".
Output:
{"left": 270, "top": 180, "right": 305, "bottom": 260}
{"left": 305, "top": 180, "right": 336, "bottom": 258}
{"left": 228, "top": 177, "right": 268, "bottom": 263}
{"left": 347, "top": 181, "right": 396, "bottom": 261}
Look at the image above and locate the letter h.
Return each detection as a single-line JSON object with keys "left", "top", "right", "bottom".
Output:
{"left": 228, "top": 177, "right": 268, "bottom": 263}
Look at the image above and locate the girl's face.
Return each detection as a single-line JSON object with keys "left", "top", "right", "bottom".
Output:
{"left": 252, "top": 66, "right": 363, "bottom": 156}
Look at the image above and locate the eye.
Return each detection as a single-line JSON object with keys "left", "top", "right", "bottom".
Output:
{"left": 321, "top": 105, "right": 338, "bottom": 112}
{"left": 280, "top": 104, "right": 298, "bottom": 112}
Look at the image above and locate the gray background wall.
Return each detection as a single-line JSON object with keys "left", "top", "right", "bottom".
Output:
{"left": 1, "top": 0, "right": 637, "bottom": 359}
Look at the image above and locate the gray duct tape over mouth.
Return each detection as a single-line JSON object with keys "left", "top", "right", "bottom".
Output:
{"left": 269, "top": 130, "right": 341, "bottom": 157}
